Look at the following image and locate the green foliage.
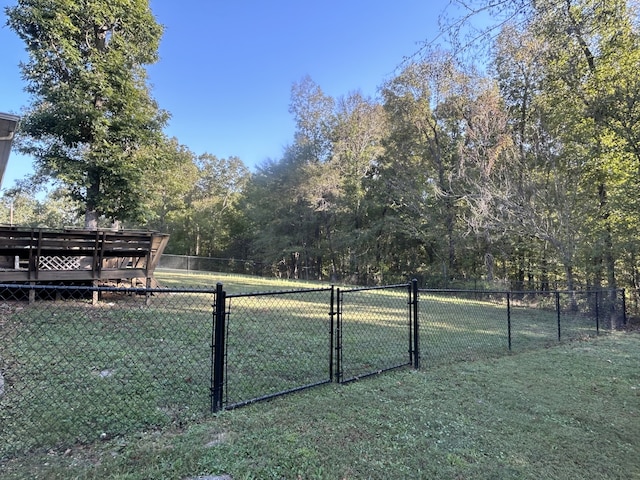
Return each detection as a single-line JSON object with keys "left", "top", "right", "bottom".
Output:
{"left": 138, "top": 137, "right": 198, "bottom": 232}
{"left": 6, "top": 0, "right": 168, "bottom": 225}
{"left": 191, "top": 154, "right": 250, "bottom": 256}
{"left": 0, "top": 188, "right": 83, "bottom": 228}
{"left": 9, "top": 0, "right": 640, "bottom": 293}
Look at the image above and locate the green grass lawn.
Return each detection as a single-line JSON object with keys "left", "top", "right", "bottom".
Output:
{"left": 155, "top": 268, "right": 332, "bottom": 293}
{"left": 1, "top": 332, "right": 638, "bottom": 479}
{"left": 1, "top": 270, "right": 637, "bottom": 478}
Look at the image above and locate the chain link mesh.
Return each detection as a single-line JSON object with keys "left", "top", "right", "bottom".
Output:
{"left": 0, "top": 284, "right": 214, "bottom": 459}
{"left": 419, "top": 289, "right": 622, "bottom": 367}
{"left": 337, "top": 285, "right": 412, "bottom": 382}
{"left": 509, "top": 290, "right": 618, "bottom": 347}
{"left": 160, "top": 254, "right": 264, "bottom": 276}
{"left": 420, "top": 290, "right": 509, "bottom": 367}
{"left": 223, "top": 289, "right": 333, "bottom": 408}
{"left": 0, "top": 282, "right": 623, "bottom": 461}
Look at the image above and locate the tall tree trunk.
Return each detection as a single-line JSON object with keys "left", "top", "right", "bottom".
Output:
{"left": 485, "top": 252, "right": 494, "bottom": 282}
{"left": 598, "top": 182, "right": 621, "bottom": 327}
{"left": 323, "top": 212, "right": 338, "bottom": 281}
{"left": 564, "top": 263, "right": 578, "bottom": 311}
{"left": 84, "top": 209, "right": 98, "bottom": 229}
{"left": 540, "top": 244, "right": 549, "bottom": 291}
{"left": 84, "top": 168, "right": 100, "bottom": 229}
{"left": 447, "top": 204, "right": 456, "bottom": 279}
{"left": 195, "top": 225, "right": 200, "bottom": 256}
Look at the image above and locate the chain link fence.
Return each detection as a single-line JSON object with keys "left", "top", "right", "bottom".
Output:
{"left": 160, "top": 254, "right": 265, "bottom": 277}
{"left": 211, "top": 284, "right": 416, "bottom": 411}
{"left": 420, "top": 290, "right": 509, "bottom": 367}
{"left": 0, "top": 284, "right": 215, "bottom": 459}
{"left": 336, "top": 284, "right": 416, "bottom": 383}
{"left": 419, "top": 289, "right": 625, "bottom": 367}
{"left": 221, "top": 287, "right": 334, "bottom": 409}
{"left": 0, "top": 281, "right": 625, "bottom": 462}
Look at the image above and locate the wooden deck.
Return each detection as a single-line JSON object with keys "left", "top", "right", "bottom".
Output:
{"left": 0, "top": 227, "right": 169, "bottom": 285}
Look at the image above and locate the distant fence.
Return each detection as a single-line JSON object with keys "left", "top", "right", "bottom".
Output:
{"left": 159, "top": 254, "right": 266, "bottom": 276}
{"left": 0, "top": 282, "right": 625, "bottom": 460}
{"left": 158, "top": 254, "right": 507, "bottom": 287}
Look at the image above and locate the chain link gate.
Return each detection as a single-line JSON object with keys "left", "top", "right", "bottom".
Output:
{"left": 334, "top": 281, "right": 419, "bottom": 383}
{"left": 210, "top": 284, "right": 337, "bottom": 412}
{"left": 210, "top": 280, "right": 420, "bottom": 411}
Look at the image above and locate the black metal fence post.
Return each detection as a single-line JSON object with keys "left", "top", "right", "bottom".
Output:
{"left": 335, "top": 287, "right": 342, "bottom": 383}
{"left": 329, "top": 285, "right": 335, "bottom": 382}
{"left": 595, "top": 290, "right": 600, "bottom": 334}
{"left": 211, "top": 282, "right": 227, "bottom": 413}
{"left": 507, "top": 292, "right": 512, "bottom": 351}
{"left": 555, "top": 291, "right": 561, "bottom": 341}
{"left": 412, "top": 279, "right": 420, "bottom": 369}
{"left": 407, "top": 282, "right": 413, "bottom": 366}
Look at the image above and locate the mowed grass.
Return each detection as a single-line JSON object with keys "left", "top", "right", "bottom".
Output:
{"left": 1, "top": 270, "right": 636, "bottom": 478}
{"left": 0, "top": 291, "right": 214, "bottom": 458}
{"left": 0, "top": 271, "right": 383, "bottom": 458}
{"left": 1, "top": 333, "right": 638, "bottom": 479}
{"left": 222, "top": 288, "right": 333, "bottom": 406}
{"left": 155, "top": 268, "right": 333, "bottom": 293}
{"left": 420, "top": 291, "right": 602, "bottom": 367}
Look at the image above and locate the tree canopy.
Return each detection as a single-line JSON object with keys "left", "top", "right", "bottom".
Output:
{"left": 5, "top": 0, "right": 640, "bottom": 312}
{"left": 6, "top": 0, "right": 168, "bottom": 227}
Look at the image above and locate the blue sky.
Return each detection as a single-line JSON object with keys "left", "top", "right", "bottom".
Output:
{"left": 0, "top": 0, "right": 454, "bottom": 191}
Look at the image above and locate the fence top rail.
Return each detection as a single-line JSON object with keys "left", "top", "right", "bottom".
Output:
{"left": 0, "top": 283, "right": 622, "bottom": 298}
{"left": 161, "top": 253, "right": 257, "bottom": 263}
{"left": 339, "top": 283, "right": 410, "bottom": 294}
{"left": 227, "top": 286, "right": 333, "bottom": 299}
{"left": 418, "top": 288, "right": 624, "bottom": 295}
{"left": 0, "top": 283, "right": 218, "bottom": 295}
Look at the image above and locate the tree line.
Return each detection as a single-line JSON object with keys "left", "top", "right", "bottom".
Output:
{"left": 4, "top": 0, "right": 640, "bottom": 294}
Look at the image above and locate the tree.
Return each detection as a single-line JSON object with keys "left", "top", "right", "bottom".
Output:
{"left": 380, "top": 53, "right": 474, "bottom": 284}
{"left": 0, "top": 187, "right": 83, "bottom": 228}
{"left": 6, "top": 0, "right": 168, "bottom": 227}
{"left": 258, "top": 77, "right": 341, "bottom": 280}
{"left": 188, "top": 154, "right": 250, "bottom": 258}
{"left": 245, "top": 151, "right": 321, "bottom": 279}
{"left": 141, "top": 138, "right": 198, "bottom": 235}
{"left": 525, "top": 0, "right": 640, "bottom": 307}
{"left": 0, "top": 192, "right": 38, "bottom": 226}
{"left": 330, "top": 91, "right": 386, "bottom": 282}
{"left": 289, "top": 75, "right": 335, "bottom": 164}
{"left": 439, "top": 1, "right": 640, "bottom": 289}
{"left": 454, "top": 76, "right": 514, "bottom": 284}
{"left": 481, "top": 22, "right": 587, "bottom": 293}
